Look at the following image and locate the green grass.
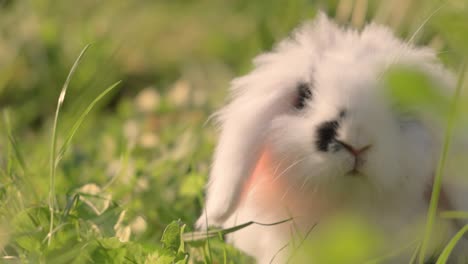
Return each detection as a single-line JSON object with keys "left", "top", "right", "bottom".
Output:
{"left": 419, "top": 62, "right": 466, "bottom": 264}
{"left": 1, "top": 0, "right": 468, "bottom": 263}
{"left": 47, "top": 44, "right": 91, "bottom": 247}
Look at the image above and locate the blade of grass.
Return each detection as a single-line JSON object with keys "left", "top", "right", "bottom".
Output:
{"left": 61, "top": 193, "right": 80, "bottom": 223}
{"left": 436, "top": 224, "right": 468, "bottom": 264}
{"left": 3, "top": 110, "right": 13, "bottom": 177}
{"left": 440, "top": 211, "right": 468, "bottom": 220}
{"left": 270, "top": 243, "right": 289, "bottom": 264}
{"left": 3, "top": 110, "right": 27, "bottom": 174}
{"left": 56, "top": 80, "right": 121, "bottom": 162}
{"left": 407, "top": 4, "right": 445, "bottom": 44}
{"left": 199, "top": 196, "right": 213, "bottom": 263}
{"left": 418, "top": 61, "right": 466, "bottom": 264}
{"left": 364, "top": 239, "right": 419, "bottom": 264}
{"left": 410, "top": 243, "right": 421, "bottom": 264}
{"left": 286, "top": 223, "right": 317, "bottom": 263}
{"left": 223, "top": 240, "right": 227, "bottom": 264}
{"left": 182, "top": 218, "right": 292, "bottom": 242}
{"left": 47, "top": 44, "right": 91, "bottom": 246}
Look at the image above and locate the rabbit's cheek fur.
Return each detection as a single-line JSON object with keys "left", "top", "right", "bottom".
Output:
{"left": 269, "top": 113, "right": 407, "bottom": 195}
{"left": 268, "top": 122, "right": 328, "bottom": 189}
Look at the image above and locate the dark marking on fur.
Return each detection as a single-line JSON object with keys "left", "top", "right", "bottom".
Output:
{"left": 316, "top": 120, "right": 339, "bottom": 152}
{"left": 294, "top": 82, "right": 313, "bottom": 109}
{"left": 339, "top": 109, "right": 347, "bottom": 118}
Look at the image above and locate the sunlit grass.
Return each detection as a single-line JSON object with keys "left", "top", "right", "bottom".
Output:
{"left": 47, "top": 44, "right": 90, "bottom": 247}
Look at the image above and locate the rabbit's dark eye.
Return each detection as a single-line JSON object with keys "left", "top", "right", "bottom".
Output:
{"left": 294, "top": 83, "right": 312, "bottom": 109}
{"left": 315, "top": 120, "right": 339, "bottom": 152}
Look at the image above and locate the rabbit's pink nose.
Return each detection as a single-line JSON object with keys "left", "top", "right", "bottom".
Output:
{"left": 337, "top": 141, "right": 371, "bottom": 158}
{"left": 337, "top": 141, "right": 371, "bottom": 175}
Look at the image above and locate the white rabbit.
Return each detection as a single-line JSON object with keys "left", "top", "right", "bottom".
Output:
{"left": 197, "top": 13, "right": 468, "bottom": 263}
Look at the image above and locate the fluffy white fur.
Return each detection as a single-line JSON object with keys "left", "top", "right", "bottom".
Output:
{"left": 197, "top": 13, "right": 468, "bottom": 263}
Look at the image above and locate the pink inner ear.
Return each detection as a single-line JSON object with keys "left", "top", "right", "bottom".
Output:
{"left": 238, "top": 147, "right": 309, "bottom": 217}
{"left": 240, "top": 148, "right": 284, "bottom": 203}
{"left": 238, "top": 148, "right": 329, "bottom": 221}
{"left": 238, "top": 148, "right": 314, "bottom": 208}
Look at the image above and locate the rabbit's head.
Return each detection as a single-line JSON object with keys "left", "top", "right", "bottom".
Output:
{"left": 197, "top": 13, "right": 453, "bottom": 227}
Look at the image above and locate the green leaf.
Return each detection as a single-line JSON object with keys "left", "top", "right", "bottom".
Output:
{"left": 98, "top": 237, "right": 122, "bottom": 249}
{"left": 161, "top": 221, "right": 183, "bottom": 252}
{"left": 92, "top": 238, "right": 127, "bottom": 263}
{"left": 299, "top": 216, "right": 384, "bottom": 264}
{"left": 145, "top": 250, "right": 176, "bottom": 264}
{"left": 385, "top": 67, "right": 450, "bottom": 117}
{"left": 12, "top": 207, "right": 50, "bottom": 253}
{"left": 432, "top": 9, "right": 468, "bottom": 57}
{"left": 179, "top": 173, "right": 205, "bottom": 198}
{"left": 178, "top": 223, "right": 186, "bottom": 254}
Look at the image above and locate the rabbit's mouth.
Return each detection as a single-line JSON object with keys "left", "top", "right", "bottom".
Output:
{"left": 335, "top": 140, "right": 371, "bottom": 176}
{"left": 346, "top": 156, "right": 367, "bottom": 176}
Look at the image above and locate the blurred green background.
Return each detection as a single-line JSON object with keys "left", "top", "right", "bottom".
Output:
{"left": 0, "top": 0, "right": 467, "bottom": 263}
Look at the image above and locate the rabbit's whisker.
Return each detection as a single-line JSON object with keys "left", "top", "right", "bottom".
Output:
{"left": 272, "top": 155, "right": 291, "bottom": 178}
{"left": 246, "top": 154, "right": 299, "bottom": 197}
{"left": 272, "top": 156, "right": 308, "bottom": 183}
{"left": 299, "top": 160, "right": 330, "bottom": 194}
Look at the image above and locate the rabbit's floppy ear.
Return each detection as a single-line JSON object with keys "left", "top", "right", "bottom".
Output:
{"left": 198, "top": 85, "right": 293, "bottom": 227}
{"left": 196, "top": 12, "right": 343, "bottom": 228}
